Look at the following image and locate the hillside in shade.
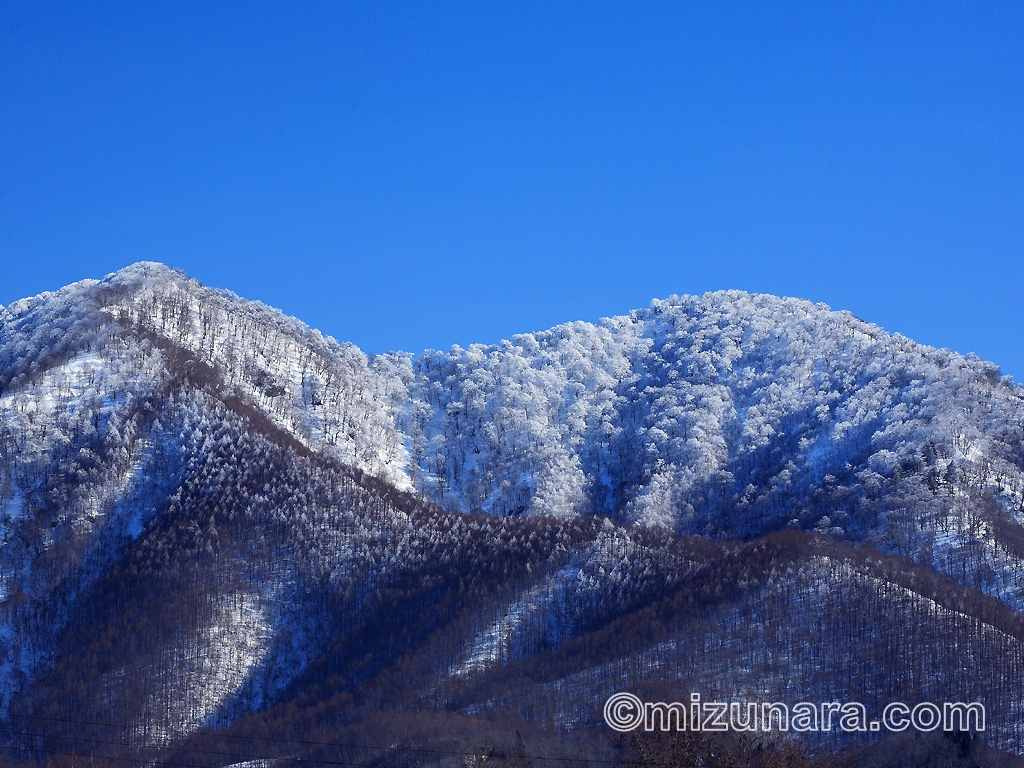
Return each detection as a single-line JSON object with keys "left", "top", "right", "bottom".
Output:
{"left": 1, "top": 262, "right": 1022, "bottom": 766}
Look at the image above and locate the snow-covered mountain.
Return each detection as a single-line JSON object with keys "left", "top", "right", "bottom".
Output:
{"left": 1, "top": 263, "right": 1022, "bottom": 765}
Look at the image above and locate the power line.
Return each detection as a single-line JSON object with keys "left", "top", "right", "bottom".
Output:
{"left": 2, "top": 713, "right": 618, "bottom": 766}
{"left": 0, "top": 741, "right": 226, "bottom": 768}
{"left": 2, "top": 725, "right": 308, "bottom": 768}
{"left": 0, "top": 726, "right": 418, "bottom": 768}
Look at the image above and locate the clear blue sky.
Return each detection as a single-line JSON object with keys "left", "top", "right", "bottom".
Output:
{"left": 2, "top": 2, "right": 1022, "bottom": 379}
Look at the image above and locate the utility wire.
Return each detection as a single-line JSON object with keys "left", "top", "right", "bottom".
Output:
{"left": 2, "top": 713, "right": 618, "bottom": 766}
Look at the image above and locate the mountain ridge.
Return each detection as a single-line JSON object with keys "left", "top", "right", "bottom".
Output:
{"left": 1, "top": 262, "right": 1023, "bottom": 764}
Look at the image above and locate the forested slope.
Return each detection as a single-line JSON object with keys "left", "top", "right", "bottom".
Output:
{"left": 1, "top": 263, "right": 1022, "bottom": 765}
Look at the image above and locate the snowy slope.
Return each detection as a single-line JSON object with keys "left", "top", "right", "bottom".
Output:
{"left": 3, "top": 264, "right": 1023, "bottom": 611}
{"left": 2, "top": 263, "right": 1024, "bottom": 762}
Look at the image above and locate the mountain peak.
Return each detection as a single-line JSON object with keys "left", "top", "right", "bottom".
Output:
{"left": 101, "top": 260, "right": 188, "bottom": 287}
{"left": 3, "top": 267, "right": 1024, "bottom": 758}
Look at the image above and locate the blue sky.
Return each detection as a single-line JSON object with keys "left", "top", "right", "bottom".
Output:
{"left": 2, "top": 2, "right": 1022, "bottom": 379}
